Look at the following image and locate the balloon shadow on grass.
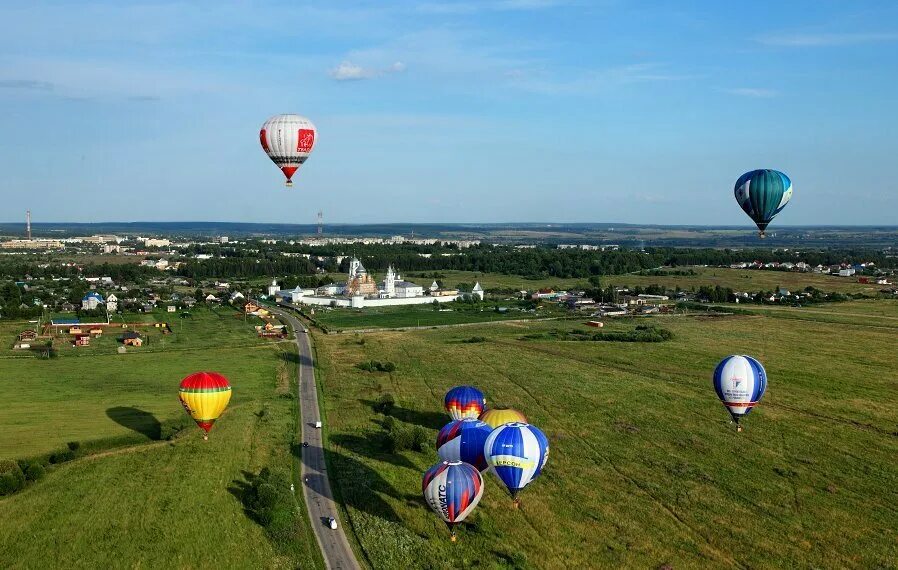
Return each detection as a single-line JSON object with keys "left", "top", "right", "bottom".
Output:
{"left": 359, "top": 399, "right": 447, "bottom": 430}
{"left": 106, "top": 406, "right": 161, "bottom": 440}
{"left": 329, "top": 432, "right": 417, "bottom": 470}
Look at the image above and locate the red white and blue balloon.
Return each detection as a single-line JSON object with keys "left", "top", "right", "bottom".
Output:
{"left": 422, "top": 460, "right": 484, "bottom": 540}
{"left": 437, "top": 418, "right": 493, "bottom": 472}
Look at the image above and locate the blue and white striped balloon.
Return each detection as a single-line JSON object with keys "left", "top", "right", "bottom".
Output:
{"left": 483, "top": 422, "right": 549, "bottom": 504}
{"left": 712, "top": 355, "right": 768, "bottom": 431}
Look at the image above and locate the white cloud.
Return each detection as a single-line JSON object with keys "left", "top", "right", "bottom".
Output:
{"left": 724, "top": 87, "right": 778, "bottom": 98}
{"left": 329, "top": 60, "right": 407, "bottom": 81}
{"left": 757, "top": 32, "right": 898, "bottom": 47}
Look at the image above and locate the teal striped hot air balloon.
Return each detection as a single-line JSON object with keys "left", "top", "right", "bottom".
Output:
{"left": 734, "top": 169, "right": 793, "bottom": 238}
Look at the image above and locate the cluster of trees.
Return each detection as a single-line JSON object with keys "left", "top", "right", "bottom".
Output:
{"left": 0, "top": 441, "right": 81, "bottom": 497}
{"left": 0, "top": 282, "right": 42, "bottom": 319}
{"left": 237, "top": 467, "right": 298, "bottom": 546}
{"left": 179, "top": 256, "right": 316, "bottom": 279}
{"left": 356, "top": 360, "right": 397, "bottom": 373}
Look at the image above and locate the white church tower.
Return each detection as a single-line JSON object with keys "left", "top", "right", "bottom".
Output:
{"left": 267, "top": 279, "right": 279, "bottom": 297}
{"left": 472, "top": 282, "right": 484, "bottom": 301}
{"left": 384, "top": 265, "right": 396, "bottom": 298}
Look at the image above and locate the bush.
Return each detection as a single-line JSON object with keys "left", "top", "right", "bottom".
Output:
{"left": 462, "top": 336, "right": 488, "bottom": 343}
{"left": 381, "top": 361, "right": 396, "bottom": 373}
{"left": 382, "top": 415, "right": 396, "bottom": 431}
{"left": 357, "top": 360, "right": 397, "bottom": 373}
{"left": 24, "top": 462, "right": 45, "bottom": 482}
{"left": 49, "top": 449, "right": 75, "bottom": 464}
{"left": 373, "top": 393, "right": 395, "bottom": 414}
{"left": 67, "top": 441, "right": 81, "bottom": 452}
{"left": 0, "top": 459, "right": 25, "bottom": 496}
{"left": 386, "top": 426, "right": 415, "bottom": 453}
{"left": 410, "top": 426, "right": 429, "bottom": 452}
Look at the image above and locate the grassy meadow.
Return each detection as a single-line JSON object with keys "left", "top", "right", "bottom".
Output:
{"left": 0, "top": 307, "right": 323, "bottom": 569}
{"left": 313, "top": 300, "right": 898, "bottom": 569}
{"left": 405, "top": 267, "right": 879, "bottom": 295}
{"left": 307, "top": 302, "right": 563, "bottom": 331}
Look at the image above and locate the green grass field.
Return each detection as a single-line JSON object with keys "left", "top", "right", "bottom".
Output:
{"left": 0, "top": 308, "right": 323, "bottom": 569}
{"left": 308, "top": 302, "right": 563, "bottom": 331}
{"left": 406, "top": 267, "right": 879, "bottom": 295}
{"left": 313, "top": 299, "right": 898, "bottom": 569}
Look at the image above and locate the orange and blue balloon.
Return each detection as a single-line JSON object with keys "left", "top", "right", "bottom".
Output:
{"left": 422, "top": 460, "right": 484, "bottom": 541}
{"left": 178, "top": 372, "right": 232, "bottom": 440}
{"left": 484, "top": 422, "right": 549, "bottom": 506}
{"left": 712, "top": 355, "right": 767, "bottom": 432}
{"left": 437, "top": 418, "right": 493, "bottom": 472}
{"left": 444, "top": 385, "right": 485, "bottom": 420}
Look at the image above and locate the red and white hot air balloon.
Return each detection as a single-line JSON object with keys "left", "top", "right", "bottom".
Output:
{"left": 259, "top": 114, "right": 317, "bottom": 187}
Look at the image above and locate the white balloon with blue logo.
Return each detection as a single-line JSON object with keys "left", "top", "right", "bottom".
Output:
{"left": 712, "top": 355, "right": 768, "bottom": 432}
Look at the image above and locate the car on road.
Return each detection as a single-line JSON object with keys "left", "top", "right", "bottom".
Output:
{"left": 328, "top": 517, "right": 338, "bottom": 530}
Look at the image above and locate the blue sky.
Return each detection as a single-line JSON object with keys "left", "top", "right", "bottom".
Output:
{"left": 1, "top": 0, "right": 896, "bottom": 225}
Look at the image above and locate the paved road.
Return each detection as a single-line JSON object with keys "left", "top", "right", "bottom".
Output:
{"left": 270, "top": 304, "right": 361, "bottom": 570}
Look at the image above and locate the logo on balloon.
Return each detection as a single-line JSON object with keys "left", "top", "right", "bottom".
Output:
{"left": 297, "top": 129, "right": 315, "bottom": 152}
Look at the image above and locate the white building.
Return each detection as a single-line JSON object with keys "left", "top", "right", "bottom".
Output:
{"left": 106, "top": 294, "right": 118, "bottom": 312}
{"left": 143, "top": 238, "right": 171, "bottom": 247}
{"left": 267, "top": 279, "right": 279, "bottom": 297}
{"left": 472, "top": 282, "right": 484, "bottom": 300}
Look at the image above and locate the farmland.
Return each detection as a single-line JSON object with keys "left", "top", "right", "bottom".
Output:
{"left": 0, "top": 308, "right": 323, "bottom": 569}
{"left": 313, "top": 299, "right": 898, "bottom": 569}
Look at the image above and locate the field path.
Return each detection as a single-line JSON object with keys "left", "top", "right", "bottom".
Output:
{"left": 270, "top": 304, "right": 362, "bottom": 570}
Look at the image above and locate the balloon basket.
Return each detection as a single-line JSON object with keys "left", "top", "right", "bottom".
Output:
{"left": 512, "top": 498, "right": 520, "bottom": 509}
{"left": 285, "top": 181, "right": 293, "bottom": 188}
{"left": 736, "top": 424, "right": 744, "bottom": 433}
{"left": 450, "top": 535, "right": 457, "bottom": 543}
{"left": 758, "top": 231, "right": 766, "bottom": 239}
{"left": 203, "top": 434, "right": 209, "bottom": 441}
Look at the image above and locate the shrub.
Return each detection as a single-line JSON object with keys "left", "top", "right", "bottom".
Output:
{"left": 463, "top": 336, "right": 487, "bottom": 343}
{"left": 386, "top": 424, "right": 415, "bottom": 453}
{"left": 382, "top": 415, "right": 396, "bottom": 431}
{"left": 381, "top": 361, "right": 396, "bottom": 373}
{"left": 410, "top": 426, "right": 429, "bottom": 452}
{"left": 0, "top": 459, "right": 25, "bottom": 496}
{"left": 374, "top": 393, "right": 395, "bottom": 414}
{"left": 67, "top": 441, "right": 81, "bottom": 452}
{"left": 24, "top": 462, "right": 46, "bottom": 482}
{"left": 49, "top": 449, "right": 75, "bottom": 464}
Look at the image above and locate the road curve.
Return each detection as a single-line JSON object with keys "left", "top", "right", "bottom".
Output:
{"left": 270, "top": 304, "right": 361, "bottom": 570}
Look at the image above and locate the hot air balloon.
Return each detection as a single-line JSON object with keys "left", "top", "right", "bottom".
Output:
{"left": 712, "top": 355, "right": 768, "bottom": 432}
{"left": 422, "top": 460, "right": 484, "bottom": 542}
{"left": 479, "top": 407, "right": 527, "bottom": 429}
{"left": 259, "top": 114, "right": 317, "bottom": 187}
{"left": 437, "top": 418, "right": 493, "bottom": 472}
{"left": 484, "top": 422, "right": 549, "bottom": 507}
{"left": 444, "top": 386, "right": 486, "bottom": 420}
{"left": 178, "top": 372, "right": 232, "bottom": 440}
{"left": 734, "top": 169, "right": 793, "bottom": 238}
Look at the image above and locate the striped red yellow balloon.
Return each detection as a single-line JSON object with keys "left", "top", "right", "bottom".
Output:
{"left": 178, "top": 372, "right": 232, "bottom": 439}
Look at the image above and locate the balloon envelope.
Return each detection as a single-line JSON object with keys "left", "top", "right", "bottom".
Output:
{"left": 484, "top": 422, "right": 549, "bottom": 499}
{"left": 422, "top": 461, "right": 483, "bottom": 529}
{"left": 444, "top": 386, "right": 486, "bottom": 420}
{"left": 260, "top": 114, "right": 317, "bottom": 187}
{"left": 734, "top": 169, "right": 792, "bottom": 236}
{"left": 178, "top": 372, "right": 232, "bottom": 434}
{"left": 479, "top": 407, "right": 527, "bottom": 429}
{"left": 437, "top": 419, "right": 493, "bottom": 471}
{"left": 712, "top": 355, "right": 767, "bottom": 423}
